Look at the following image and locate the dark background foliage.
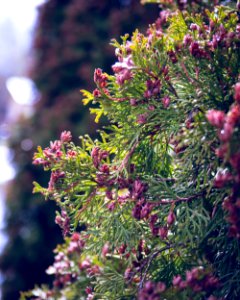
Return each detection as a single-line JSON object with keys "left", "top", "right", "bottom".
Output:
{"left": 0, "top": 1, "right": 158, "bottom": 299}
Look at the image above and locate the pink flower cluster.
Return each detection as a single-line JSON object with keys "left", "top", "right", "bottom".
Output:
{"left": 144, "top": 79, "right": 161, "bottom": 98}
{"left": 94, "top": 68, "right": 108, "bottom": 88}
{"left": 33, "top": 131, "right": 72, "bottom": 167}
{"left": 206, "top": 84, "right": 240, "bottom": 145}
{"left": 45, "top": 232, "right": 100, "bottom": 299}
{"left": 181, "top": 15, "right": 240, "bottom": 60}
{"left": 48, "top": 248, "right": 79, "bottom": 288}
{"left": 91, "top": 146, "right": 109, "bottom": 169}
{"left": 172, "top": 267, "right": 219, "bottom": 296}
{"left": 138, "top": 281, "right": 166, "bottom": 300}
{"left": 33, "top": 131, "right": 73, "bottom": 194}
{"left": 206, "top": 83, "right": 240, "bottom": 238}
{"left": 112, "top": 55, "right": 134, "bottom": 86}
{"left": 55, "top": 210, "right": 71, "bottom": 236}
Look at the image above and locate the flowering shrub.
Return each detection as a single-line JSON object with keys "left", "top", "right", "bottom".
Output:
{"left": 22, "top": 1, "right": 240, "bottom": 299}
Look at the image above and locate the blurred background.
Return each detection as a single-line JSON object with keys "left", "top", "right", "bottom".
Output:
{"left": 0, "top": 0, "right": 158, "bottom": 299}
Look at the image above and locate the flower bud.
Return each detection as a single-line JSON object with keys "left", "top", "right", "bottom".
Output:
{"left": 162, "top": 96, "right": 170, "bottom": 108}
{"left": 167, "top": 211, "right": 175, "bottom": 225}
{"left": 60, "top": 130, "right": 72, "bottom": 143}
{"left": 159, "top": 226, "right": 168, "bottom": 239}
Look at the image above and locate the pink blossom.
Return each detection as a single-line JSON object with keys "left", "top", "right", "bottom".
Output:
{"left": 132, "top": 179, "right": 146, "bottom": 199}
{"left": 159, "top": 226, "right": 168, "bottom": 239}
{"left": 218, "top": 122, "right": 233, "bottom": 142}
{"left": 67, "top": 150, "right": 77, "bottom": 158}
{"left": 107, "top": 201, "right": 116, "bottom": 211}
{"left": 86, "top": 265, "right": 101, "bottom": 276}
{"left": 227, "top": 104, "right": 240, "bottom": 125}
{"left": 190, "top": 23, "right": 200, "bottom": 31}
{"left": 50, "top": 140, "right": 61, "bottom": 151}
{"left": 130, "top": 98, "right": 137, "bottom": 106}
{"left": 79, "top": 259, "right": 91, "bottom": 270}
{"left": 206, "top": 109, "right": 225, "bottom": 128}
{"left": 60, "top": 130, "right": 72, "bottom": 143}
{"left": 214, "top": 169, "right": 232, "bottom": 188}
{"left": 116, "top": 69, "right": 133, "bottom": 85}
{"left": 144, "top": 79, "right": 161, "bottom": 98}
{"left": 101, "top": 242, "right": 109, "bottom": 257}
{"left": 167, "top": 211, "right": 175, "bottom": 225}
{"left": 173, "top": 275, "right": 182, "bottom": 287}
{"left": 162, "top": 96, "right": 171, "bottom": 108}
{"left": 93, "top": 88, "right": 101, "bottom": 98}
{"left": 94, "top": 68, "right": 108, "bottom": 88}
{"left": 184, "top": 32, "right": 193, "bottom": 44}
{"left": 215, "top": 144, "right": 228, "bottom": 158}
{"left": 112, "top": 55, "right": 134, "bottom": 73}
{"left": 33, "top": 157, "right": 47, "bottom": 165}
{"left": 112, "top": 55, "right": 134, "bottom": 86}
{"left": 136, "top": 113, "right": 148, "bottom": 125}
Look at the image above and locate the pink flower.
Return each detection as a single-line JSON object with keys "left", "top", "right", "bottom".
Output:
{"left": 116, "top": 69, "right": 133, "bottom": 85}
{"left": 189, "top": 41, "right": 208, "bottom": 58}
{"left": 215, "top": 144, "right": 228, "bottom": 158}
{"left": 132, "top": 179, "right": 146, "bottom": 199}
{"left": 130, "top": 98, "right": 137, "bottom": 106}
{"left": 112, "top": 55, "right": 134, "bottom": 73}
{"left": 94, "top": 68, "right": 108, "bottom": 88}
{"left": 159, "top": 226, "right": 168, "bottom": 239}
{"left": 227, "top": 104, "right": 240, "bottom": 125}
{"left": 173, "top": 275, "right": 182, "bottom": 287}
{"left": 33, "top": 157, "right": 46, "bottom": 165}
{"left": 214, "top": 169, "right": 232, "bottom": 188}
{"left": 234, "top": 82, "right": 240, "bottom": 103}
{"left": 144, "top": 79, "right": 161, "bottom": 98}
{"left": 60, "top": 130, "right": 72, "bottom": 143}
{"left": 206, "top": 109, "right": 225, "bottom": 128}
{"left": 162, "top": 96, "right": 171, "bottom": 108}
{"left": 112, "top": 56, "right": 134, "bottom": 86}
{"left": 218, "top": 122, "right": 233, "bottom": 142}
{"left": 137, "top": 113, "right": 148, "bottom": 125}
{"left": 50, "top": 140, "right": 61, "bottom": 151}
{"left": 67, "top": 150, "right": 77, "bottom": 158}
{"left": 107, "top": 201, "right": 116, "bottom": 211}
{"left": 167, "top": 211, "right": 175, "bottom": 225}
{"left": 85, "top": 286, "right": 92, "bottom": 295}
{"left": 190, "top": 23, "right": 200, "bottom": 31}
{"left": 124, "top": 267, "right": 133, "bottom": 280}
{"left": 140, "top": 203, "right": 152, "bottom": 219}
{"left": 93, "top": 88, "right": 101, "bottom": 98}
{"left": 87, "top": 265, "right": 101, "bottom": 276}
{"left": 79, "top": 259, "right": 91, "bottom": 270}
{"left": 101, "top": 242, "right": 109, "bottom": 257}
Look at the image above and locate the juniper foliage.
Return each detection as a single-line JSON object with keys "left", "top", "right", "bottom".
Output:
{"left": 22, "top": 1, "right": 240, "bottom": 299}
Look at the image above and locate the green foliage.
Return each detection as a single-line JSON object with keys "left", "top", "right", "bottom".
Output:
{"left": 23, "top": 1, "right": 240, "bottom": 299}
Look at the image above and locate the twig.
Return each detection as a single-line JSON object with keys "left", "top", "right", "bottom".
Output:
{"left": 154, "top": 177, "right": 176, "bottom": 183}
{"left": 148, "top": 191, "right": 205, "bottom": 206}
{"left": 118, "top": 140, "right": 139, "bottom": 172}
{"left": 139, "top": 245, "right": 171, "bottom": 290}
{"left": 76, "top": 189, "right": 97, "bottom": 218}
{"left": 166, "top": 80, "right": 179, "bottom": 98}
{"left": 63, "top": 180, "right": 81, "bottom": 193}
{"left": 180, "top": 62, "right": 195, "bottom": 84}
